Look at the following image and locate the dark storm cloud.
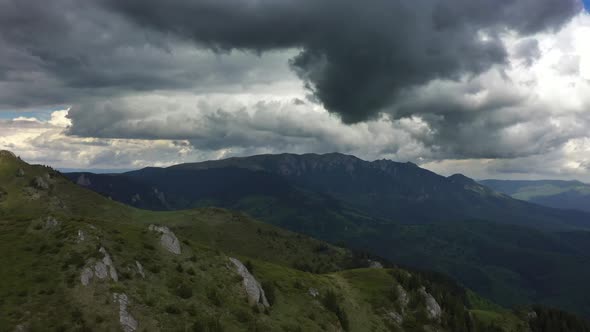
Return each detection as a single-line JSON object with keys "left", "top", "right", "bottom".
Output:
{"left": 0, "top": 0, "right": 294, "bottom": 109}
{"left": 102, "top": 0, "right": 581, "bottom": 123}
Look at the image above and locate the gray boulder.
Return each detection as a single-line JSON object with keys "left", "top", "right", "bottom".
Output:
{"left": 77, "top": 230, "right": 85, "bottom": 243}
{"left": 386, "top": 310, "right": 404, "bottom": 324}
{"left": 419, "top": 287, "right": 442, "bottom": 320}
{"left": 229, "top": 257, "right": 270, "bottom": 307}
{"left": 397, "top": 285, "right": 409, "bottom": 309}
{"left": 135, "top": 261, "right": 145, "bottom": 279}
{"left": 45, "top": 216, "right": 61, "bottom": 229}
{"left": 81, "top": 247, "right": 118, "bottom": 285}
{"left": 368, "top": 260, "right": 383, "bottom": 269}
{"left": 113, "top": 293, "right": 138, "bottom": 332}
{"left": 148, "top": 225, "right": 181, "bottom": 255}
{"left": 80, "top": 267, "right": 94, "bottom": 286}
{"left": 308, "top": 288, "right": 320, "bottom": 298}
{"left": 16, "top": 168, "right": 25, "bottom": 177}
{"left": 76, "top": 174, "right": 91, "bottom": 186}
{"left": 99, "top": 247, "right": 118, "bottom": 282}
{"left": 31, "top": 176, "right": 49, "bottom": 190}
{"left": 94, "top": 262, "right": 109, "bottom": 279}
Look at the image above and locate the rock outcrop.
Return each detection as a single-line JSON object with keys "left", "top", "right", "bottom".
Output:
{"left": 113, "top": 293, "right": 138, "bottom": 332}
{"left": 368, "top": 260, "right": 383, "bottom": 269}
{"left": 386, "top": 310, "right": 404, "bottom": 324}
{"left": 397, "top": 285, "right": 409, "bottom": 309}
{"left": 80, "top": 247, "right": 118, "bottom": 285}
{"left": 229, "top": 257, "right": 270, "bottom": 307}
{"left": 419, "top": 287, "right": 442, "bottom": 320}
{"left": 308, "top": 288, "right": 319, "bottom": 298}
{"left": 31, "top": 176, "right": 49, "bottom": 190}
{"left": 16, "top": 168, "right": 25, "bottom": 177}
{"left": 148, "top": 225, "right": 181, "bottom": 254}
{"left": 77, "top": 230, "right": 85, "bottom": 242}
{"left": 76, "top": 174, "right": 91, "bottom": 186}
{"left": 80, "top": 267, "right": 94, "bottom": 286}
{"left": 135, "top": 261, "right": 145, "bottom": 279}
{"left": 99, "top": 247, "right": 118, "bottom": 281}
{"left": 45, "top": 216, "right": 61, "bottom": 229}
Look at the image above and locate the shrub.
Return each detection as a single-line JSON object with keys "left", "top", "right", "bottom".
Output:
{"left": 165, "top": 304, "right": 181, "bottom": 315}
{"left": 262, "top": 281, "right": 276, "bottom": 306}
{"left": 322, "top": 290, "right": 349, "bottom": 331}
{"left": 176, "top": 284, "right": 193, "bottom": 299}
{"left": 192, "top": 315, "right": 224, "bottom": 332}
{"left": 245, "top": 260, "right": 254, "bottom": 273}
{"left": 207, "top": 288, "right": 223, "bottom": 306}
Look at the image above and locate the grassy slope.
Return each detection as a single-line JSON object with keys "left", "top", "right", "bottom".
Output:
{"left": 0, "top": 152, "right": 533, "bottom": 332}
{"left": 63, "top": 160, "right": 590, "bottom": 320}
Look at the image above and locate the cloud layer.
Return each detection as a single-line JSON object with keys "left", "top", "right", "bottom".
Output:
{"left": 103, "top": 0, "right": 580, "bottom": 123}
{"left": 1, "top": 0, "right": 590, "bottom": 181}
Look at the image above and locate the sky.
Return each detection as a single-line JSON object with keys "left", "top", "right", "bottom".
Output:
{"left": 1, "top": 0, "right": 590, "bottom": 181}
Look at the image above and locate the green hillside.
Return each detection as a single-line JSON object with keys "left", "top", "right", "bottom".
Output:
{"left": 2, "top": 150, "right": 589, "bottom": 331}
{"left": 62, "top": 153, "right": 590, "bottom": 319}
{"left": 0, "top": 152, "right": 587, "bottom": 332}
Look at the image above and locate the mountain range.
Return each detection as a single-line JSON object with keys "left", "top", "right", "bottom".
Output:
{"left": 6, "top": 150, "right": 587, "bottom": 331}
{"left": 64, "top": 152, "right": 590, "bottom": 319}
{"left": 481, "top": 179, "right": 590, "bottom": 213}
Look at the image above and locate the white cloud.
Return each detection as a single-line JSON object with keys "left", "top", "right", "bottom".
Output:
{"left": 3, "top": 13, "right": 590, "bottom": 181}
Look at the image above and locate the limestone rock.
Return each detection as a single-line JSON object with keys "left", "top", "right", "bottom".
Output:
{"left": 368, "top": 260, "right": 383, "bottom": 269}
{"left": 16, "top": 168, "right": 25, "bottom": 177}
{"left": 113, "top": 293, "right": 138, "bottom": 332}
{"left": 308, "top": 288, "right": 320, "bottom": 298}
{"left": 99, "top": 247, "right": 119, "bottom": 282}
{"left": 31, "top": 176, "right": 49, "bottom": 190}
{"left": 13, "top": 323, "right": 29, "bottom": 332}
{"left": 82, "top": 247, "right": 118, "bottom": 285}
{"left": 229, "top": 257, "right": 270, "bottom": 307}
{"left": 131, "top": 194, "right": 141, "bottom": 204}
{"left": 527, "top": 311, "right": 538, "bottom": 320}
{"left": 386, "top": 310, "right": 404, "bottom": 324}
{"left": 77, "top": 230, "right": 85, "bottom": 243}
{"left": 135, "top": 261, "right": 145, "bottom": 279}
{"left": 419, "top": 287, "right": 442, "bottom": 320}
{"left": 44, "top": 216, "right": 60, "bottom": 229}
{"left": 148, "top": 225, "right": 181, "bottom": 255}
{"left": 397, "top": 285, "right": 409, "bottom": 309}
{"left": 76, "top": 174, "right": 91, "bottom": 186}
{"left": 94, "top": 262, "right": 109, "bottom": 279}
{"left": 80, "top": 267, "right": 93, "bottom": 286}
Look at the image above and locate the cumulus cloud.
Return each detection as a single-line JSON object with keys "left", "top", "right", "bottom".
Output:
{"left": 65, "top": 94, "right": 434, "bottom": 162}
{"left": 1, "top": 0, "right": 590, "bottom": 181}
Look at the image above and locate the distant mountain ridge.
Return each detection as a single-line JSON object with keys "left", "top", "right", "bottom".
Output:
{"left": 481, "top": 179, "right": 590, "bottom": 213}
{"left": 64, "top": 152, "right": 590, "bottom": 317}
{"left": 129, "top": 152, "right": 590, "bottom": 229}
{"left": 7, "top": 149, "right": 527, "bottom": 331}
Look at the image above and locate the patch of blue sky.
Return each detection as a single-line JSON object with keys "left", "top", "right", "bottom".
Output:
{"left": 0, "top": 107, "right": 68, "bottom": 121}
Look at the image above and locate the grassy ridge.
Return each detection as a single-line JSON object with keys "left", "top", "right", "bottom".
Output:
{"left": 1, "top": 152, "right": 588, "bottom": 331}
